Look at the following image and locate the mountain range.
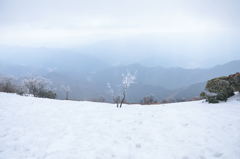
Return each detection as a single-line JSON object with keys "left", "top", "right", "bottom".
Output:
{"left": 0, "top": 52, "right": 239, "bottom": 102}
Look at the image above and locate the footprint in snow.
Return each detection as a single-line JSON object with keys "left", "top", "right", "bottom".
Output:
{"left": 0, "top": 134, "right": 7, "bottom": 138}
{"left": 199, "top": 155, "right": 206, "bottom": 159}
{"left": 126, "top": 136, "right": 132, "bottom": 140}
{"left": 213, "top": 152, "right": 223, "bottom": 158}
{"left": 117, "top": 120, "right": 122, "bottom": 123}
{"left": 113, "top": 140, "right": 119, "bottom": 144}
{"left": 182, "top": 123, "right": 189, "bottom": 127}
{"left": 135, "top": 144, "right": 141, "bottom": 149}
{"left": 111, "top": 154, "right": 116, "bottom": 158}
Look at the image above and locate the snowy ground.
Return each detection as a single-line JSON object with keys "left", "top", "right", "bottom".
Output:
{"left": 0, "top": 93, "right": 240, "bottom": 159}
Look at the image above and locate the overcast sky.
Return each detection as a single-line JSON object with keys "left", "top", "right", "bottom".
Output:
{"left": 0, "top": 0, "right": 240, "bottom": 68}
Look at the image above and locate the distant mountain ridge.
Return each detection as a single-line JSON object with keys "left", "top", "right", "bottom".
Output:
{"left": 89, "top": 60, "right": 240, "bottom": 89}
{"left": 0, "top": 55, "right": 239, "bottom": 102}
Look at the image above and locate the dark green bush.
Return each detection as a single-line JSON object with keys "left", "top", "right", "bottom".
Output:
{"left": 200, "top": 92, "right": 206, "bottom": 99}
{"left": 202, "top": 73, "right": 240, "bottom": 103}
{"left": 38, "top": 90, "right": 57, "bottom": 99}
{"left": 229, "top": 73, "right": 240, "bottom": 92}
{"left": 207, "top": 96, "right": 219, "bottom": 103}
{"left": 205, "top": 78, "right": 234, "bottom": 103}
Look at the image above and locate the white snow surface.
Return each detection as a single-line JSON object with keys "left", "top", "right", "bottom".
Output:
{"left": 0, "top": 93, "right": 240, "bottom": 159}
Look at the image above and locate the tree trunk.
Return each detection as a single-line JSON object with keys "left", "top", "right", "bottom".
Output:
{"left": 120, "top": 92, "right": 126, "bottom": 108}
{"left": 65, "top": 91, "right": 69, "bottom": 100}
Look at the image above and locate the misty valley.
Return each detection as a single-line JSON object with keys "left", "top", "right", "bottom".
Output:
{"left": 0, "top": 55, "right": 240, "bottom": 103}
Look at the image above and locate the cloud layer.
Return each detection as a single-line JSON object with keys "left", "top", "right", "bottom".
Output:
{"left": 0, "top": 0, "right": 240, "bottom": 68}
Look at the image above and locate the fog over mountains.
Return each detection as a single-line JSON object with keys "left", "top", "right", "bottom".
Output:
{"left": 0, "top": 50, "right": 239, "bottom": 102}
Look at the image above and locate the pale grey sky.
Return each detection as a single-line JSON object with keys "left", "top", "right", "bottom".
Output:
{"left": 0, "top": 0, "right": 240, "bottom": 68}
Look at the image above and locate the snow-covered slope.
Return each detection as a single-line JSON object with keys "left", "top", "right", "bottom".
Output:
{"left": 0, "top": 93, "right": 240, "bottom": 159}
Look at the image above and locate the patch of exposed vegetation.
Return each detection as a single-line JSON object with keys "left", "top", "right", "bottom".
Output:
{"left": 201, "top": 73, "right": 240, "bottom": 103}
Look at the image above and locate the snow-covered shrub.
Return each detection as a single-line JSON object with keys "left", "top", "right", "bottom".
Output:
{"left": 201, "top": 91, "right": 219, "bottom": 103}
{"left": 0, "top": 77, "right": 18, "bottom": 93}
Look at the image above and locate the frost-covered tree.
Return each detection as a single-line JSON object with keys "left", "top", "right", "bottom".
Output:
{"left": 119, "top": 71, "right": 136, "bottom": 108}
{"left": 107, "top": 71, "right": 136, "bottom": 108}
{"left": 0, "top": 76, "right": 17, "bottom": 93}
{"left": 23, "top": 77, "right": 56, "bottom": 99}
{"left": 141, "top": 95, "right": 158, "bottom": 105}
{"left": 24, "top": 77, "right": 48, "bottom": 96}
{"left": 107, "top": 82, "right": 121, "bottom": 107}
{"left": 61, "top": 85, "right": 71, "bottom": 100}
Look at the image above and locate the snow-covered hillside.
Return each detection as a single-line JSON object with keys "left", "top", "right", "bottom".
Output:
{"left": 0, "top": 93, "right": 240, "bottom": 159}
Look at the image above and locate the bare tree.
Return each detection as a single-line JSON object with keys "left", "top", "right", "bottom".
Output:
{"left": 113, "top": 96, "right": 121, "bottom": 107}
{"left": 61, "top": 85, "right": 71, "bottom": 100}
{"left": 24, "top": 77, "right": 47, "bottom": 96}
{"left": 107, "top": 71, "right": 136, "bottom": 108}
{"left": 23, "top": 77, "right": 56, "bottom": 99}
{"left": 0, "top": 77, "right": 17, "bottom": 93}
{"left": 141, "top": 95, "right": 158, "bottom": 105}
{"left": 107, "top": 82, "right": 120, "bottom": 106}
{"left": 119, "top": 71, "right": 136, "bottom": 108}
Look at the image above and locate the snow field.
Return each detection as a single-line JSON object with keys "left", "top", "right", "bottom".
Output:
{"left": 0, "top": 93, "right": 240, "bottom": 159}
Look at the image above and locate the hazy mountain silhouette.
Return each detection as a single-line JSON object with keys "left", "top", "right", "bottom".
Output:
{"left": 0, "top": 51, "right": 239, "bottom": 102}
